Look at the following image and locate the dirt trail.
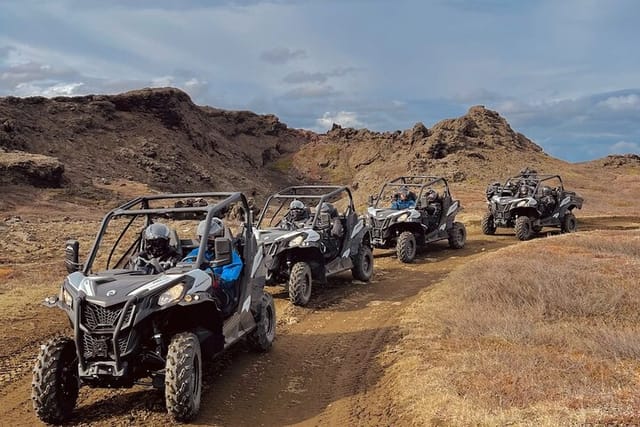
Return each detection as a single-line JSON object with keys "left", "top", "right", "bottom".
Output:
{"left": 0, "top": 217, "right": 637, "bottom": 426}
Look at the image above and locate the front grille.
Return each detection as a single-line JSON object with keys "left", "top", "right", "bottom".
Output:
{"left": 81, "top": 332, "right": 131, "bottom": 359}
{"left": 82, "top": 333, "right": 110, "bottom": 359}
{"left": 82, "top": 302, "right": 134, "bottom": 330}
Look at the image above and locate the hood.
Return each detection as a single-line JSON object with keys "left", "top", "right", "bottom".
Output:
{"left": 65, "top": 270, "right": 187, "bottom": 306}
{"left": 367, "top": 206, "right": 410, "bottom": 219}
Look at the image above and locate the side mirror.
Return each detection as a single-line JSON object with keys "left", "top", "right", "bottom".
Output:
{"left": 210, "top": 237, "right": 232, "bottom": 268}
{"left": 65, "top": 240, "right": 81, "bottom": 273}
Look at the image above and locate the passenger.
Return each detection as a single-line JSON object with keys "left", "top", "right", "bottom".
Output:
{"left": 540, "top": 186, "right": 556, "bottom": 215}
{"left": 391, "top": 186, "right": 416, "bottom": 210}
{"left": 131, "top": 223, "right": 179, "bottom": 274}
{"left": 320, "top": 202, "right": 343, "bottom": 238}
{"left": 185, "top": 218, "right": 243, "bottom": 311}
{"left": 425, "top": 189, "right": 442, "bottom": 218}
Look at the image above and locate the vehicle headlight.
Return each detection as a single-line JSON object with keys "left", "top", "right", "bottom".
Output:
{"left": 61, "top": 287, "right": 73, "bottom": 308}
{"left": 288, "top": 235, "right": 305, "bottom": 247}
{"left": 158, "top": 284, "right": 185, "bottom": 306}
{"left": 396, "top": 213, "right": 409, "bottom": 222}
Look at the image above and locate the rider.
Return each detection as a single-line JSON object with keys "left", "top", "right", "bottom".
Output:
{"left": 424, "top": 189, "right": 442, "bottom": 228}
{"left": 131, "top": 223, "right": 179, "bottom": 274}
{"left": 185, "top": 217, "right": 243, "bottom": 312}
{"left": 282, "top": 199, "right": 309, "bottom": 226}
{"left": 540, "top": 186, "right": 556, "bottom": 215}
{"left": 391, "top": 186, "right": 416, "bottom": 210}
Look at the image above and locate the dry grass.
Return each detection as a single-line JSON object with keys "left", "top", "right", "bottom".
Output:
{"left": 388, "top": 230, "right": 640, "bottom": 426}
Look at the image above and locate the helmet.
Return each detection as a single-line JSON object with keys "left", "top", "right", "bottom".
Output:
{"left": 144, "top": 223, "right": 171, "bottom": 258}
{"left": 399, "top": 186, "right": 410, "bottom": 199}
{"left": 197, "top": 217, "right": 224, "bottom": 242}
{"left": 426, "top": 189, "right": 438, "bottom": 202}
{"left": 290, "top": 200, "right": 305, "bottom": 210}
{"left": 542, "top": 186, "right": 552, "bottom": 196}
{"left": 320, "top": 202, "right": 337, "bottom": 217}
{"left": 518, "top": 185, "right": 529, "bottom": 197}
{"left": 288, "top": 199, "right": 307, "bottom": 221}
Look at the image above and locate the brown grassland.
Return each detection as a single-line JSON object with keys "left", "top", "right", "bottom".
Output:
{"left": 388, "top": 229, "right": 640, "bottom": 426}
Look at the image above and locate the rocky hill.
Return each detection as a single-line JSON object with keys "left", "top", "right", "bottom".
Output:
{"left": 1, "top": 88, "right": 638, "bottom": 216}
{"left": 292, "top": 105, "right": 569, "bottom": 204}
{"left": 0, "top": 87, "right": 311, "bottom": 198}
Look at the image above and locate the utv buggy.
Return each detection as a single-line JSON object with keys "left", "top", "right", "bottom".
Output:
{"left": 256, "top": 186, "right": 373, "bottom": 306}
{"left": 366, "top": 176, "right": 466, "bottom": 263}
{"left": 482, "top": 168, "right": 584, "bottom": 240}
{"left": 32, "top": 192, "right": 275, "bottom": 424}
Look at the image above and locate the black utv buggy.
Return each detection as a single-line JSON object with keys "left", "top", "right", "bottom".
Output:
{"left": 482, "top": 168, "right": 584, "bottom": 240}
{"left": 32, "top": 192, "right": 275, "bottom": 424}
{"left": 366, "top": 176, "right": 466, "bottom": 263}
{"left": 256, "top": 186, "right": 373, "bottom": 306}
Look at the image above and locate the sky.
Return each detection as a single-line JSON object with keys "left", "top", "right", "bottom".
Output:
{"left": 1, "top": 0, "right": 639, "bottom": 162}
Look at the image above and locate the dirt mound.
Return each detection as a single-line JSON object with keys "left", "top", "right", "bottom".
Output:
{"left": 292, "top": 105, "right": 561, "bottom": 204}
{"left": 0, "top": 149, "right": 64, "bottom": 187}
{"left": 0, "top": 87, "right": 311, "bottom": 199}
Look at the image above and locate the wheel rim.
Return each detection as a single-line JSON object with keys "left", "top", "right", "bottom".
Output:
{"left": 408, "top": 238, "right": 416, "bottom": 257}
{"left": 192, "top": 354, "right": 201, "bottom": 398}
{"left": 363, "top": 251, "right": 372, "bottom": 275}
{"left": 265, "top": 304, "right": 275, "bottom": 338}
{"left": 303, "top": 272, "right": 311, "bottom": 299}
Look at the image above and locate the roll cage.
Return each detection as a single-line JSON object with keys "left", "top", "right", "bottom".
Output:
{"left": 256, "top": 185, "right": 355, "bottom": 230}
{"left": 500, "top": 174, "right": 565, "bottom": 197}
{"left": 372, "top": 176, "right": 451, "bottom": 208}
{"left": 82, "top": 192, "right": 253, "bottom": 274}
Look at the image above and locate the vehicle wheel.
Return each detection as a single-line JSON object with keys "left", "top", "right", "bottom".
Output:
{"left": 165, "top": 332, "right": 202, "bottom": 422}
{"left": 515, "top": 216, "right": 533, "bottom": 241}
{"left": 247, "top": 292, "right": 276, "bottom": 352}
{"left": 481, "top": 211, "right": 496, "bottom": 235}
{"left": 351, "top": 245, "right": 374, "bottom": 282}
{"left": 396, "top": 231, "right": 417, "bottom": 263}
{"left": 32, "top": 336, "right": 79, "bottom": 425}
{"left": 448, "top": 222, "right": 466, "bottom": 249}
{"left": 288, "top": 262, "right": 312, "bottom": 306}
{"left": 561, "top": 212, "right": 577, "bottom": 233}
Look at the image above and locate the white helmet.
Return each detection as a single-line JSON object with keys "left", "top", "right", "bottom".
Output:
{"left": 289, "top": 200, "right": 305, "bottom": 210}
{"left": 197, "top": 217, "right": 224, "bottom": 241}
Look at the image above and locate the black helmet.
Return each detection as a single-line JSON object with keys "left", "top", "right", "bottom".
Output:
{"left": 542, "top": 186, "right": 552, "bottom": 196}
{"left": 144, "top": 223, "right": 171, "bottom": 258}
{"left": 426, "top": 188, "right": 438, "bottom": 202}
{"left": 320, "top": 202, "right": 337, "bottom": 217}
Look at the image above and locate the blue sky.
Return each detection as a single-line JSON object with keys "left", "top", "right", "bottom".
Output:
{"left": 1, "top": 0, "right": 639, "bottom": 161}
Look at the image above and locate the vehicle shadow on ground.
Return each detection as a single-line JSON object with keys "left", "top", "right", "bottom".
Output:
{"left": 269, "top": 237, "right": 514, "bottom": 313}
{"left": 68, "top": 327, "right": 398, "bottom": 426}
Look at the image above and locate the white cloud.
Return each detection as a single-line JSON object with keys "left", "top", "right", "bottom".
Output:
{"left": 610, "top": 141, "right": 640, "bottom": 154}
{"left": 316, "top": 111, "right": 364, "bottom": 131}
{"left": 13, "top": 81, "right": 84, "bottom": 96}
{"left": 598, "top": 94, "right": 640, "bottom": 111}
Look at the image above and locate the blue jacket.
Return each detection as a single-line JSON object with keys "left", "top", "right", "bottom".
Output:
{"left": 185, "top": 248, "right": 243, "bottom": 287}
{"left": 392, "top": 199, "right": 416, "bottom": 210}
